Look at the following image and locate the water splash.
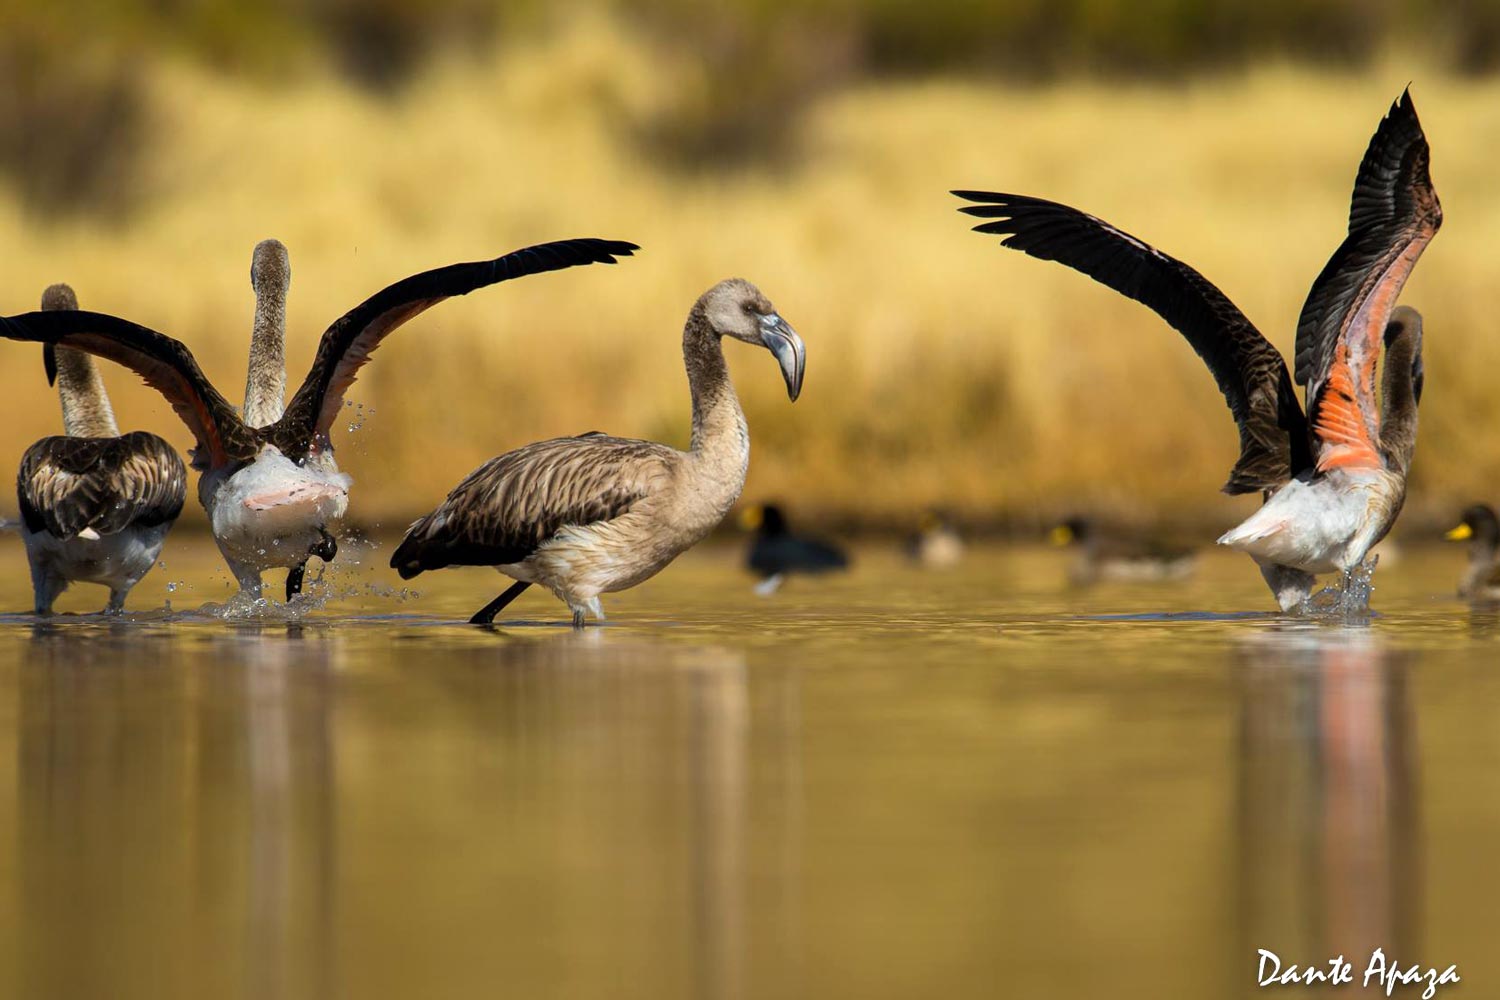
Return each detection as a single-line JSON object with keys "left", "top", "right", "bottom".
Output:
{"left": 1297, "top": 555, "right": 1379, "bottom": 623}
{"left": 345, "top": 400, "right": 375, "bottom": 436}
{"left": 326, "top": 531, "right": 420, "bottom": 604}
{"left": 186, "top": 530, "right": 417, "bottom": 621}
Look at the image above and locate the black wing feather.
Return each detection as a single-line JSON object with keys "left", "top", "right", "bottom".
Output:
{"left": 953, "top": 191, "right": 1311, "bottom": 493}
{"left": 0, "top": 310, "right": 256, "bottom": 467}
{"left": 275, "top": 238, "right": 640, "bottom": 460}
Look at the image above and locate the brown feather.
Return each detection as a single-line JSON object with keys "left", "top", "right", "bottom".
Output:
{"left": 392, "top": 433, "right": 675, "bottom": 577}
{"left": 17, "top": 431, "right": 187, "bottom": 539}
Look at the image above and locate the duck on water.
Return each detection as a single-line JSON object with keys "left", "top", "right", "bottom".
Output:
{"left": 740, "top": 503, "right": 848, "bottom": 595}
{"left": 1446, "top": 504, "right": 1500, "bottom": 600}
{"left": 1049, "top": 516, "right": 1196, "bottom": 586}
{"left": 0, "top": 238, "right": 638, "bottom": 602}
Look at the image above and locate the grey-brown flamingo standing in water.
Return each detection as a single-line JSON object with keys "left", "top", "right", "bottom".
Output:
{"left": 955, "top": 89, "right": 1440, "bottom": 611}
{"left": 15, "top": 283, "right": 186, "bottom": 614}
{"left": 1, "top": 238, "right": 638, "bottom": 602}
{"left": 391, "top": 278, "right": 806, "bottom": 626}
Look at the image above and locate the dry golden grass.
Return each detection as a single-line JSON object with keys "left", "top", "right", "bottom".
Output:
{"left": 3, "top": 16, "right": 1498, "bottom": 533}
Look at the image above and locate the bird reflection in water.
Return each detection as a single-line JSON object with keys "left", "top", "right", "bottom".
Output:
{"left": 333, "top": 630, "right": 766, "bottom": 1000}
{"left": 513, "top": 636, "right": 758, "bottom": 1000}
{"left": 233, "top": 626, "right": 339, "bottom": 1000}
{"left": 1234, "top": 628, "right": 1420, "bottom": 980}
{"left": 13, "top": 619, "right": 787, "bottom": 1000}
{"left": 16, "top": 624, "right": 341, "bottom": 1000}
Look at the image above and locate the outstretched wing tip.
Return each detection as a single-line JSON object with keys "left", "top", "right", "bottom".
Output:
{"left": 537, "top": 237, "right": 641, "bottom": 267}
{"left": 1389, "top": 86, "right": 1422, "bottom": 133}
{"left": 958, "top": 205, "right": 1025, "bottom": 232}
{"left": 970, "top": 220, "right": 1019, "bottom": 236}
{"left": 588, "top": 237, "right": 641, "bottom": 260}
{"left": 1373, "top": 84, "right": 1426, "bottom": 147}
{"left": 954, "top": 191, "right": 1017, "bottom": 211}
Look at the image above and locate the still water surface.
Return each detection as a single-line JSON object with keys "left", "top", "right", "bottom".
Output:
{"left": 0, "top": 533, "right": 1495, "bottom": 1000}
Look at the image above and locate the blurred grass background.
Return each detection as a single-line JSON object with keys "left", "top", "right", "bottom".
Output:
{"left": 3, "top": 1, "right": 1500, "bottom": 534}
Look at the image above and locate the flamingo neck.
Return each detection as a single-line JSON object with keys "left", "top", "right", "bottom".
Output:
{"left": 244, "top": 281, "right": 287, "bottom": 427}
{"left": 683, "top": 306, "right": 750, "bottom": 492}
{"left": 55, "top": 347, "right": 120, "bottom": 438}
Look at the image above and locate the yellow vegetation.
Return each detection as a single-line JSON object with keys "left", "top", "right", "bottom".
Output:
{"left": 2, "top": 16, "right": 1497, "bottom": 532}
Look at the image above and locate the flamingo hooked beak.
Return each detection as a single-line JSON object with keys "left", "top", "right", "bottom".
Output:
{"left": 758, "top": 313, "right": 805, "bottom": 401}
